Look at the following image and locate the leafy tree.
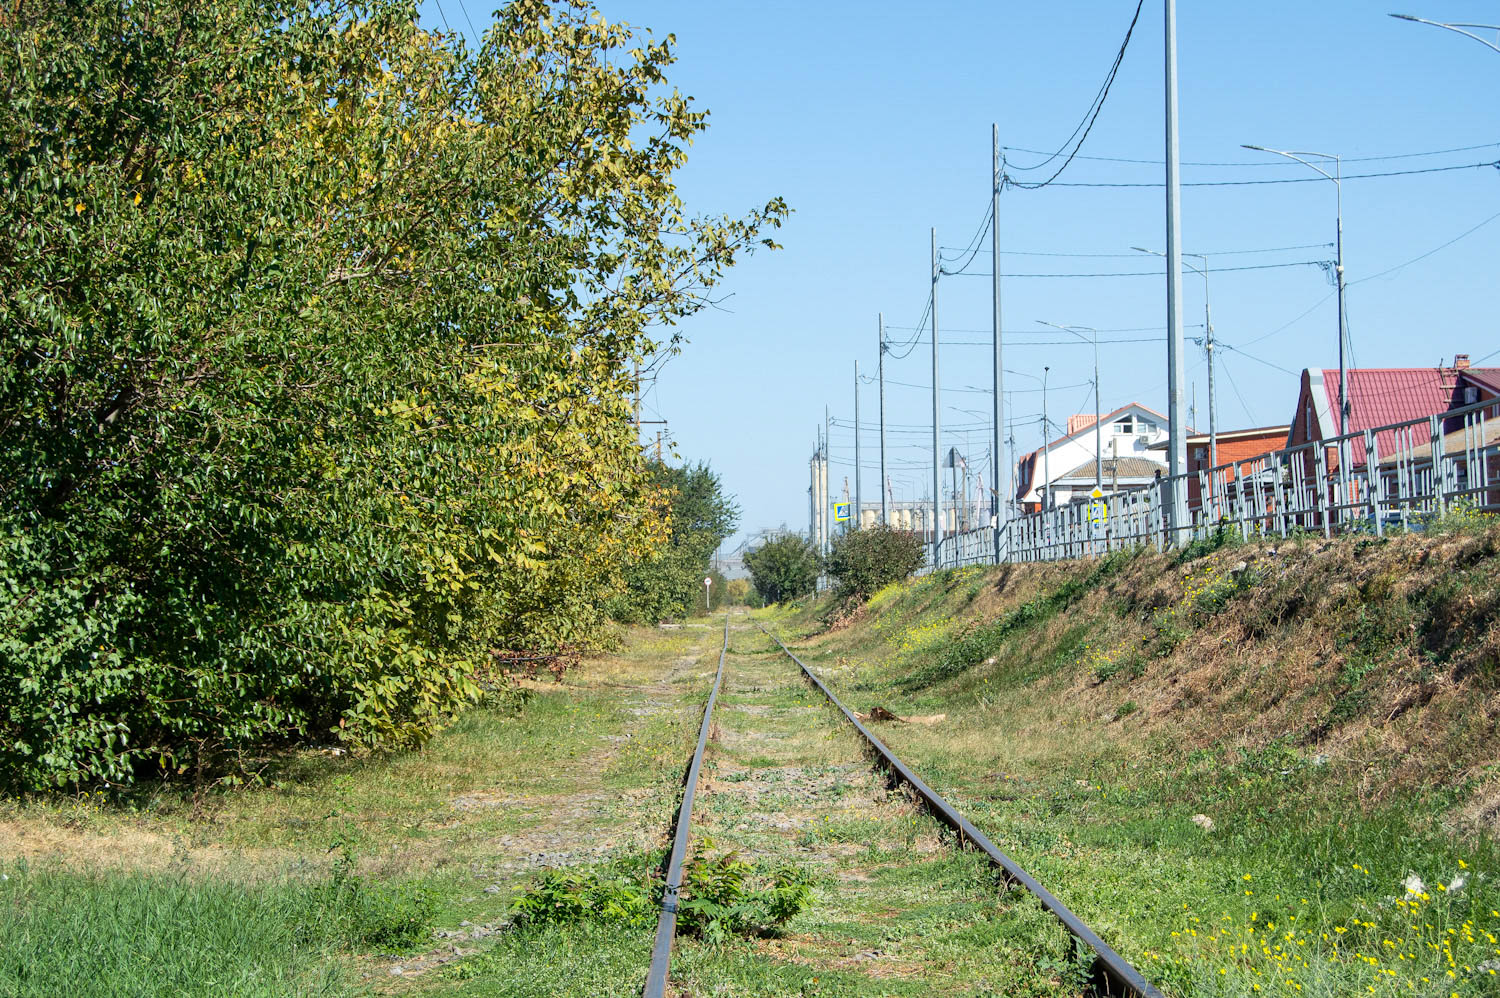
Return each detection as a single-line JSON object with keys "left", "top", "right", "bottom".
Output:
{"left": 612, "top": 462, "right": 738, "bottom": 622}
{"left": 825, "top": 525, "right": 925, "bottom": 606}
{"left": 0, "top": 0, "right": 784, "bottom": 789}
{"left": 744, "top": 536, "right": 820, "bottom": 605}
{"left": 725, "top": 578, "right": 751, "bottom": 606}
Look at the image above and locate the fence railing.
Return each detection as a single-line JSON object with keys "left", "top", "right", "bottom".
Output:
{"left": 919, "top": 395, "right": 1499, "bottom": 571}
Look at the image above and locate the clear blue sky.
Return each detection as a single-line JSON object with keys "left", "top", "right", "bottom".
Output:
{"left": 421, "top": 1, "right": 1498, "bottom": 552}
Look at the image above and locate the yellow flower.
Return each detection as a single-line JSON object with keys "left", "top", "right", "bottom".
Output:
{"left": 74, "top": 203, "right": 86, "bottom": 214}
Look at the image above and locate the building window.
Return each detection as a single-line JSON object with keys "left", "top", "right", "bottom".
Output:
{"left": 1113, "top": 415, "right": 1134, "bottom": 434}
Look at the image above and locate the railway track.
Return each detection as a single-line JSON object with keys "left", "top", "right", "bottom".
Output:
{"left": 643, "top": 613, "right": 1162, "bottom": 998}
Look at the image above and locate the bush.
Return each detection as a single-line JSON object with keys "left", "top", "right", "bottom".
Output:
{"left": 677, "top": 849, "right": 814, "bottom": 943}
{"left": 0, "top": 1, "right": 783, "bottom": 789}
{"left": 744, "top": 535, "right": 820, "bottom": 605}
{"left": 509, "top": 869, "right": 654, "bottom": 929}
{"left": 507, "top": 849, "right": 814, "bottom": 943}
{"left": 825, "top": 525, "right": 925, "bottom": 605}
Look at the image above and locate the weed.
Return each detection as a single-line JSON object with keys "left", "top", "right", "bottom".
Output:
{"left": 678, "top": 847, "right": 815, "bottom": 943}
{"left": 510, "top": 867, "right": 654, "bottom": 929}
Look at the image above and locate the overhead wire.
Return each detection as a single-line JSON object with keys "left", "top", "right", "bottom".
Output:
{"left": 1350, "top": 207, "right": 1500, "bottom": 285}
{"left": 938, "top": 242, "right": 1333, "bottom": 259}
{"left": 1003, "top": 0, "right": 1147, "bottom": 189}
{"left": 1003, "top": 140, "right": 1500, "bottom": 169}
{"left": 942, "top": 259, "right": 1330, "bottom": 279}
{"left": 1022, "top": 159, "right": 1500, "bottom": 189}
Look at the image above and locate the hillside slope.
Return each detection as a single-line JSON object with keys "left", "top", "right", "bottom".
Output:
{"left": 766, "top": 518, "right": 1500, "bottom": 996}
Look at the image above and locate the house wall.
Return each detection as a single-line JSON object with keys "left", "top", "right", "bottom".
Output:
{"left": 1024, "top": 409, "right": 1169, "bottom": 508}
{"left": 1187, "top": 430, "right": 1292, "bottom": 508}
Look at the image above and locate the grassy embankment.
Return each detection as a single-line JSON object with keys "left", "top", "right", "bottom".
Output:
{"left": 1, "top": 625, "right": 723, "bottom": 997}
{"left": 763, "top": 516, "right": 1500, "bottom": 997}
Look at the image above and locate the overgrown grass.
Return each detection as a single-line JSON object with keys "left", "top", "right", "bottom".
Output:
{"left": 762, "top": 526, "right": 1500, "bottom": 996}
{"left": 0, "top": 864, "right": 366, "bottom": 997}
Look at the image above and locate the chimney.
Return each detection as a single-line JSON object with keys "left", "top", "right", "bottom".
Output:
{"left": 1454, "top": 353, "right": 1471, "bottom": 370}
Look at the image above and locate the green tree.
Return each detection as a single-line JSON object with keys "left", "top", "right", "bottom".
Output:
{"left": 612, "top": 461, "right": 738, "bottom": 622}
{"left": 0, "top": 0, "right": 784, "bottom": 789}
{"left": 825, "top": 525, "right": 925, "bottom": 606}
{"left": 744, "top": 536, "right": 820, "bottom": 605}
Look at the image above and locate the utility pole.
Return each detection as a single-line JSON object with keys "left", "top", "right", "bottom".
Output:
{"left": 1164, "top": 0, "right": 1189, "bottom": 542}
{"left": 828, "top": 405, "right": 840, "bottom": 555}
{"left": 854, "top": 360, "right": 862, "bottom": 530}
{"left": 1042, "top": 366, "right": 1051, "bottom": 512}
{"left": 991, "top": 123, "right": 1007, "bottom": 564}
{"left": 930, "top": 228, "right": 943, "bottom": 569}
{"left": 878, "top": 313, "right": 888, "bottom": 527}
{"left": 1202, "top": 257, "right": 1217, "bottom": 474}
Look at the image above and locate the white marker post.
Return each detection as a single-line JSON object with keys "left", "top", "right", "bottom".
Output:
{"left": 704, "top": 576, "right": 713, "bottom": 613}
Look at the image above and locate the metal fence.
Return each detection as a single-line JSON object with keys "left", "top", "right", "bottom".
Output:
{"left": 922, "top": 395, "right": 1500, "bottom": 571}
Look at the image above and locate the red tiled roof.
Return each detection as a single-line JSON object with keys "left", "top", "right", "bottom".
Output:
{"left": 1462, "top": 368, "right": 1500, "bottom": 396}
{"left": 1313, "top": 366, "right": 1500, "bottom": 465}
{"left": 1067, "top": 413, "right": 1098, "bottom": 434}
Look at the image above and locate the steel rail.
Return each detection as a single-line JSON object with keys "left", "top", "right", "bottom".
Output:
{"left": 642, "top": 614, "right": 730, "bottom": 998}
{"left": 760, "top": 623, "right": 1165, "bottom": 998}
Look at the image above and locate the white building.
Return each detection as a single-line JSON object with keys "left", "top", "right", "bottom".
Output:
{"left": 1015, "top": 403, "right": 1171, "bottom": 512}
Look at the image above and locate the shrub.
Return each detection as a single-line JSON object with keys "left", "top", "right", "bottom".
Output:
{"left": 825, "top": 525, "right": 925, "bottom": 606}
{"left": 506, "top": 849, "right": 814, "bottom": 943}
{"left": 509, "top": 869, "right": 654, "bottom": 929}
{"left": 678, "top": 850, "right": 814, "bottom": 943}
{"left": 744, "top": 535, "right": 820, "bottom": 605}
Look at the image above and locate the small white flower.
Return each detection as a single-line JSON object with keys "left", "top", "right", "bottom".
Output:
{"left": 1403, "top": 875, "right": 1426, "bottom": 895}
{"left": 1448, "top": 873, "right": 1468, "bottom": 893}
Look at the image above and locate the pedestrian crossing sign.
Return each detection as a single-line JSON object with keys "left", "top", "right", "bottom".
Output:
{"left": 833, "top": 502, "right": 851, "bottom": 523}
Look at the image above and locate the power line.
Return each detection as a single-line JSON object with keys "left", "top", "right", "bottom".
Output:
{"left": 938, "top": 241, "right": 1333, "bottom": 259}
{"left": 1004, "top": 0, "right": 1147, "bottom": 189}
{"left": 1217, "top": 340, "right": 1298, "bottom": 377}
{"left": 1015, "top": 159, "right": 1500, "bottom": 189}
{"left": 883, "top": 378, "right": 1091, "bottom": 395}
{"left": 1001, "top": 140, "right": 1500, "bottom": 170}
{"left": 896, "top": 337, "right": 1163, "bottom": 347}
{"left": 1350, "top": 207, "right": 1500, "bottom": 285}
{"left": 884, "top": 323, "right": 1194, "bottom": 334}
{"left": 942, "top": 259, "right": 1329, "bottom": 279}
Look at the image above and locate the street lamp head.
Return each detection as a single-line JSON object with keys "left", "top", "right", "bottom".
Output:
{"left": 1130, "top": 245, "right": 1157, "bottom": 255}
{"left": 1389, "top": 13, "right": 1419, "bottom": 21}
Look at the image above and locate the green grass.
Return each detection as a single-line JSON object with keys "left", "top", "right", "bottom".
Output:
{"left": 0, "top": 864, "right": 362, "bottom": 997}
{"left": 0, "top": 623, "right": 729, "bottom": 998}
{"left": 759, "top": 542, "right": 1500, "bottom": 998}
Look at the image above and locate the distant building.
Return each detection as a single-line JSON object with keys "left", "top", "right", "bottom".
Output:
{"left": 1286, "top": 354, "right": 1500, "bottom": 471}
{"left": 1015, "top": 403, "right": 1171, "bottom": 513}
{"left": 1146, "top": 424, "right": 1292, "bottom": 509}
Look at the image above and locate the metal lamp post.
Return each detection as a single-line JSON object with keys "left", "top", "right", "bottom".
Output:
{"left": 1037, "top": 321, "right": 1102, "bottom": 492}
{"left": 1134, "top": 247, "right": 1216, "bottom": 473}
{"left": 1390, "top": 13, "right": 1500, "bottom": 53}
{"left": 1242, "top": 144, "right": 1350, "bottom": 509}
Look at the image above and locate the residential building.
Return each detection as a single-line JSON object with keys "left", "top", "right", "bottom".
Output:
{"left": 1015, "top": 403, "right": 1171, "bottom": 513}
{"left": 1286, "top": 355, "right": 1500, "bottom": 471}
{"left": 1149, "top": 425, "right": 1292, "bottom": 510}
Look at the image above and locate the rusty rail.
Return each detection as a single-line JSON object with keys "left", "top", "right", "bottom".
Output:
{"left": 760, "top": 623, "right": 1165, "bottom": 998}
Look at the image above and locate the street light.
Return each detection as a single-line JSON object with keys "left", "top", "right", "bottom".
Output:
{"left": 1241, "top": 144, "right": 1351, "bottom": 501}
{"left": 1037, "top": 321, "right": 1102, "bottom": 493}
{"left": 1134, "top": 247, "right": 1217, "bottom": 473}
{"left": 1390, "top": 13, "right": 1500, "bottom": 54}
